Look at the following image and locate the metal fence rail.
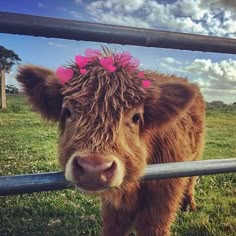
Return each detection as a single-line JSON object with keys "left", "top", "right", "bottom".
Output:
{"left": 0, "top": 12, "right": 236, "bottom": 54}
{"left": 1, "top": 158, "right": 236, "bottom": 196}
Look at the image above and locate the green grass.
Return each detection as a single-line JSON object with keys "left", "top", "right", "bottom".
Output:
{"left": 0, "top": 95, "right": 235, "bottom": 236}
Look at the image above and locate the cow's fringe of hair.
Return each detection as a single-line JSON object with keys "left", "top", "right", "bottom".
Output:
{"left": 61, "top": 51, "right": 147, "bottom": 151}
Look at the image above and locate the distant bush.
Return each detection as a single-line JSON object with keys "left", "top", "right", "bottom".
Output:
{"left": 0, "top": 84, "right": 19, "bottom": 94}
{"left": 206, "top": 101, "right": 236, "bottom": 115}
{"left": 6, "top": 84, "right": 19, "bottom": 94}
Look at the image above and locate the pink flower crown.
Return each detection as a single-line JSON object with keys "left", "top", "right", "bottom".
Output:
{"left": 56, "top": 48, "right": 151, "bottom": 88}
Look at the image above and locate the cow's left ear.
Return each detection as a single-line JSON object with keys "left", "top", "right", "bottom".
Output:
{"left": 144, "top": 82, "right": 198, "bottom": 129}
{"left": 16, "top": 65, "right": 63, "bottom": 121}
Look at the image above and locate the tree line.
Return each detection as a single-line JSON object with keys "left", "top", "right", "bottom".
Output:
{"left": 0, "top": 45, "right": 21, "bottom": 109}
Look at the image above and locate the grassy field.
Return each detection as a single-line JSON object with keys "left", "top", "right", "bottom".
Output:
{"left": 0, "top": 95, "right": 235, "bottom": 236}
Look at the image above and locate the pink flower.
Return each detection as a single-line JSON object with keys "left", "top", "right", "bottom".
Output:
{"left": 80, "top": 68, "right": 87, "bottom": 74}
{"left": 129, "top": 58, "right": 140, "bottom": 68}
{"left": 115, "top": 51, "right": 140, "bottom": 72}
{"left": 116, "top": 51, "right": 132, "bottom": 67}
{"left": 142, "top": 80, "right": 151, "bottom": 88}
{"left": 99, "top": 56, "right": 116, "bottom": 72}
{"left": 75, "top": 55, "right": 90, "bottom": 68}
{"left": 138, "top": 71, "right": 145, "bottom": 78}
{"left": 85, "top": 48, "right": 101, "bottom": 58}
{"left": 56, "top": 48, "right": 146, "bottom": 84}
{"left": 56, "top": 67, "right": 74, "bottom": 84}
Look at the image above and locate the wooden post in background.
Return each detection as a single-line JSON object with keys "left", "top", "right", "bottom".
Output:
{"left": 1, "top": 70, "right": 7, "bottom": 109}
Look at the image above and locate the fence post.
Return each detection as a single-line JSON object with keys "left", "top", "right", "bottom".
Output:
{"left": 0, "top": 70, "right": 7, "bottom": 109}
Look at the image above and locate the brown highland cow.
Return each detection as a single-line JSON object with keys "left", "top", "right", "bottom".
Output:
{"left": 17, "top": 48, "right": 205, "bottom": 236}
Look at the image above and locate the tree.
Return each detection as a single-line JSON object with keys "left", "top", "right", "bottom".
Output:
{"left": 0, "top": 46, "right": 21, "bottom": 109}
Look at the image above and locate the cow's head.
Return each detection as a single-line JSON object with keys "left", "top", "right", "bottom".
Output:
{"left": 17, "top": 49, "right": 196, "bottom": 194}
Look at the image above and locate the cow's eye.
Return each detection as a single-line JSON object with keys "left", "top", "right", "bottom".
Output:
{"left": 59, "top": 108, "right": 72, "bottom": 131}
{"left": 63, "top": 108, "right": 72, "bottom": 121}
{"left": 132, "top": 113, "right": 141, "bottom": 124}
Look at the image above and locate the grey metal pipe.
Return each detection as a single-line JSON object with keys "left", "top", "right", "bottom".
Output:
{"left": 142, "top": 158, "right": 236, "bottom": 180}
{"left": 0, "top": 158, "right": 235, "bottom": 196}
{"left": 0, "top": 12, "right": 236, "bottom": 54}
{"left": 0, "top": 172, "right": 72, "bottom": 196}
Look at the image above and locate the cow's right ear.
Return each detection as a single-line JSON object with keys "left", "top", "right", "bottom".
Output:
{"left": 16, "top": 65, "right": 63, "bottom": 121}
{"left": 144, "top": 81, "right": 198, "bottom": 129}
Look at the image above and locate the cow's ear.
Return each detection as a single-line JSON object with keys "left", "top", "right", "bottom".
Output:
{"left": 144, "top": 82, "right": 198, "bottom": 129}
{"left": 16, "top": 65, "right": 63, "bottom": 121}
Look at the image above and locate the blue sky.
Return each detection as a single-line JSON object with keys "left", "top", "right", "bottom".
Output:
{"left": 0, "top": 0, "right": 236, "bottom": 103}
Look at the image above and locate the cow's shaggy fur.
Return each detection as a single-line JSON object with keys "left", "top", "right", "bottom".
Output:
{"left": 17, "top": 49, "right": 205, "bottom": 236}
{"left": 62, "top": 57, "right": 146, "bottom": 151}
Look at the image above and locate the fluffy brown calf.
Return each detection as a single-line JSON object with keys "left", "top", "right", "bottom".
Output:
{"left": 17, "top": 48, "right": 205, "bottom": 236}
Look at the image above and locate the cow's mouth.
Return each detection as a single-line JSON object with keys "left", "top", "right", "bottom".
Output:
{"left": 75, "top": 183, "right": 110, "bottom": 193}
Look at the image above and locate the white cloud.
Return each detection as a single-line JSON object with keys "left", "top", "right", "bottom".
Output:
{"left": 160, "top": 57, "right": 183, "bottom": 72}
{"left": 88, "top": 0, "right": 145, "bottom": 13}
{"left": 91, "top": 11, "right": 150, "bottom": 28}
{"left": 86, "top": 0, "right": 150, "bottom": 28}
{"left": 201, "top": 88, "right": 236, "bottom": 103}
{"left": 37, "top": 2, "right": 47, "bottom": 8}
{"left": 68, "top": 10, "right": 83, "bottom": 19}
{"left": 160, "top": 57, "right": 236, "bottom": 103}
{"left": 162, "top": 57, "right": 178, "bottom": 64}
{"left": 48, "top": 42, "right": 68, "bottom": 48}
{"left": 83, "top": 0, "right": 236, "bottom": 38}
{"left": 178, "top": 0, "right": 208, "bottom": 21}
{"left": 185, "top": 59, "right": 212, "bottom": 73}
{"left": 184, "top": 59, "right": 236, "bottom": 90}
{"left": 75, "top": 0, "right": 83, "bottom": 4}
{"left": 117, "top": 0, "right": 145, "bottom": 12}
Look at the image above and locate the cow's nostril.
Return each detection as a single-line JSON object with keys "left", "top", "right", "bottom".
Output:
{"left": 101, "top": 161, "right": 117, "bottom": 182}
{"left": 75, "top": 158, "right": 85, "bottom": 176}
{"left": 73, "top": 157, "right": 118, "bottom": 187}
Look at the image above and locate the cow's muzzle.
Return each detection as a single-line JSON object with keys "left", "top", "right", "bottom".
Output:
{"left": 65, "top": 153, "right": 124, "bottom": 192}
